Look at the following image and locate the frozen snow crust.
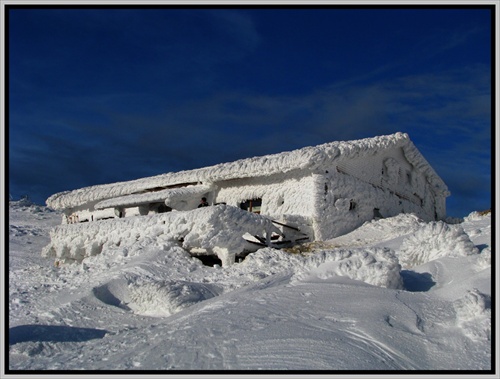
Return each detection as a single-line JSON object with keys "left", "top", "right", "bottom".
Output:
{"left": 9, "top": 202, "right": 492, "bottom": 371}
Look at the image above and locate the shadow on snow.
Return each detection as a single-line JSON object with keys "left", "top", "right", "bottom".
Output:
{"left": 9, "top": 324, "right": 108, "bottom": 345}
{"left": 400, "top": 270, "right": 436, "bottom": 292}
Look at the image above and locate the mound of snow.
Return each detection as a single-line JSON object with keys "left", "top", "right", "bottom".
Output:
{"left": 292, "top": 247, "right": 403, "bottom": 289}
{"left": 453, "top": 289, "right": 491, "bottom": 341}
{"left": 327, "top": 213, "right": 425, "bottom": 247}
{"left": 240, "top": 248, "right": 303, "bottom": 271}
{"left": 361, "top": 213, "right": 425, "bottom": 234}
{"left": 7, "top": 195, "right": 493, "bottom": 370}
{"left": 463, "top": 210, "right": 491, "bottom": 222}
{"left": 92, "top": 276, "right": 222, "bottom": 317}
{"left": 42, "top": 205, "right": 279, "bottom": 266}
{"left": 397, "top": 221, "right": 479, "bottom": 269}
{"left": 476, "top": 247, "right": 491, "bottom": 270}
{"left": 126, "top": 280, "right": 221, "bottom": 317}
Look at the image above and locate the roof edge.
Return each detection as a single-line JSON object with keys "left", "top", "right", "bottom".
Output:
{"left": 46, "top": 132, "right": 444, "bottom": 210}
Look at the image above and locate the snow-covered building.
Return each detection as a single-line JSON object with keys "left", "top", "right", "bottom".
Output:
{"left": 44, "top": 132, "right": 449, "bottom": 265}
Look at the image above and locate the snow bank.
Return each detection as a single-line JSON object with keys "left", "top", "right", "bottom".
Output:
{"left": 42, "top": 205, "right": 279, "bottom": 266}
{"left": 396, "top": 221, "right": 479, "bottom": 269}
{"left": 476, "top": 247, "right": 491, "bottom": 269}
{"left": 464, "top": 210, "right": 491, "bottom": 222}
{"left": 292, "top": 247, "right": 403, "bottom": 289}
{"left": 87, "top": 245, "right": 404, "bottom": 319}
{"left": 8, "top": 201, "right": 492, "bottom": 370}
{"left": 327, "top": 213, "right": 425, "bottom": 247}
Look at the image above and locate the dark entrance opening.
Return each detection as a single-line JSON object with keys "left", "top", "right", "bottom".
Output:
{"left": 193, "top": 255, "right": 223, "bottom": 267}
{"left": 190, "top": 251, "right": 252, "bottom": 267}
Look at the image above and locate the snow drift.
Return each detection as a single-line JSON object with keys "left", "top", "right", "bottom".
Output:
{"left": 397, "top": 221, "right": 479, "bottom": 268}
{"left": 42, "top": 205, "right": 279, "bottom": 266}
{"left": 454, "top": 288, "right": 491, "bottom": 341}
{"left": 7, "top": 201, "right": 492, "bottom": 371}
{"left": 292, "top": 247, "right": 403, "bottom": 289}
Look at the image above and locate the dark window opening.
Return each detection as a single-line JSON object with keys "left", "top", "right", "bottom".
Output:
{"left": 349, "top": 200, "right": 356, "bottom": 211}
{"left": 157, "top": 204, "right": 171, "bottom": 213}
{"left": 373, "top": 208, "right": 383, "bottom": 219}
{"left": 240, "top": 198, "right": 262, "bottom": 214}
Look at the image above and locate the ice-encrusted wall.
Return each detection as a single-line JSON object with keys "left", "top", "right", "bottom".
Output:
{"left": 214, "top": 171, "right": 316, "bottom": 234}
{"left": 335, "top": 147, "right": 430, "bottom": 205}
{"left": 310, "top": 146, "right": 442, "bottom": 240}
{"left": 58, "top": 146, "right": 443, "bottom": 242}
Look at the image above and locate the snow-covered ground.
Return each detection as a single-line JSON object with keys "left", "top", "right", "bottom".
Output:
{"left": 5, "top": 199, "right": 495, "bottom": 375}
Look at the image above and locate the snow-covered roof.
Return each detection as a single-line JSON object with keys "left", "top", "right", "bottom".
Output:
{"left": 46, "top": 132, "right": 449, "bottom": 210}
{"left": 94, "top": 184, "right": 212, "bottom": 210}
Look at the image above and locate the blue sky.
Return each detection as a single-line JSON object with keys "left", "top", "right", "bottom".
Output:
{"left": 6, "top": 5, "right": 494, "bottom": 218}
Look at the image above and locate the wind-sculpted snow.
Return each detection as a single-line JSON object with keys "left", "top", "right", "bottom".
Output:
{"left": 328, "top": 213, "right": 426, "bottom": 247}
{"left": 87, "top": 246, "right": 404, "bottom": 320}
{"left": 453, "top": 289, "right": 491, "bottom": 341}
{"left": 476, "top": 247, "right": 491, "bottom": 269}
{"left": 464, "top": 211, "right": 491, "bottom": 222}
{"left": 125, "top": 280, "right": 221, "bottom": 317}
{"left": 397, "top": 221, "right": 479, "bottom": 268}
{"left": 8, "top": 202, "right": 492, "bottom": 371}
{"left": 42, "top": 205, "right": 279, "bottom": 266}
{"left": 292, "top": 247, "right": 403, "bottom": 289}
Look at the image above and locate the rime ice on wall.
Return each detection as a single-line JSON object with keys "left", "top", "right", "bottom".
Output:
{"left": 214, "top": 173, "right": 317, "bottom": 237}
{"left": 310, "top": 144, "right": 443, "bottom": 240}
